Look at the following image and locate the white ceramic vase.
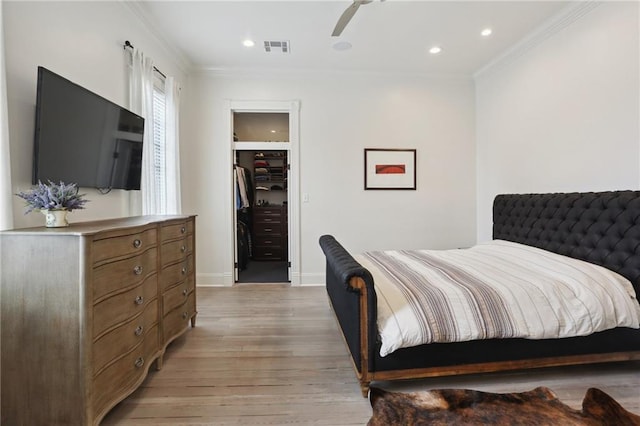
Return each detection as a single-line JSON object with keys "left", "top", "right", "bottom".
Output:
{"left": 42, "top": 209, "right": 69, "bottom": 227}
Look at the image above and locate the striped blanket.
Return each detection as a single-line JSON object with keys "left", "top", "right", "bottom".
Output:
{"left": 356, "top": 240, "right": 640, "bottom": 357}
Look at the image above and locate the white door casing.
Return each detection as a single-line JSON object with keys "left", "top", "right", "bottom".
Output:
{"left": 225, "top": 100, "right": 301, "bottom": 286}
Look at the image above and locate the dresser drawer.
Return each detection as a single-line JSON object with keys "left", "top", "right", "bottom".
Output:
{"left": 93, "top": 301, "right": 158, "bottom": 376}
{"left": 160, "top": 221, "right": 191, "bottom": 242}
{"left": 163, "top": 278, "right": 194, "bottom": 314}
{"left": 253, "top": 236, "right": 282, "bottom": 247}
{"left": 160, "top": 255, "right": 193, "bottom": 291}
{"left": 254, "top": 215, "right": 281, "bottom": 226}
{"left": 93, "top": 248, "right": 157, "bottom": 302}
{"left": 93, "top": 228, "right": 157, "bottom": 265}
{"left": 161, "top": 236, "right": 194, "bottom": 265}
{"left": 93, "top": 324, "right": 159, "bottom": 417}
{"left": 163, "top": 292, "right": 196, "bottom": 342}
{"left": 253, "top": 247, "right": 283, "bottom": 260}
{"left": 254, "top": 222, "right": 282, "bottom": 236}
{"left": 93, "top": 275, "right": 158, "bottom": 338}
{"left": 254, "top": 207, "right": 282, "bottom": 218}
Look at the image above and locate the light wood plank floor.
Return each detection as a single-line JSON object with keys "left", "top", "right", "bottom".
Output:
{"left": 103, "top": 285, "right": 640, "bottom": 425}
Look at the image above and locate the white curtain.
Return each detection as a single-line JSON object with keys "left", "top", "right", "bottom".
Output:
{"left": 164, "top": 76, "right": 181, "bottom": 214}
{"left": 127, "top": 47, "right": 157, "bottom": 215}
{"left": 0, "top": 1, "right": 14, "bottom": 230}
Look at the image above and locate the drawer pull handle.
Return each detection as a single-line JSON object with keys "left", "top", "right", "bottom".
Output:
{"left": 182, "top": 311, "right": 188, "bottom": 320}
{"left": 264, "top": 228, "right": 272, "bottom": 232}
{"left": 133, "top": 265, "right": 143, "bottom": 275}
{"left": 134, "top": 296, "right": 144, "bottom": 305}
{"left": 264, "top": 240, "right": 272, "bottom": 244}
{"left": 265, "top": 253, "right": 273, "bottom": 256}
{"left": 133, "top": 239, "right": 142, "bottom": 248}
{"left": 134, "top": 325, "right": 144, "bottom": 336}
{"left": 263, "top": 218, "right": 272, "bottom": 222}
{"left": 181, "top": 226, "right": 186, "bottom": 234}
{"left": 182, "top": 288, "right": 188, "bottom": 296}
{"left": 134, "top": 357, "right": 144, "bottom": 368}
{"left": 181, "top": 245, "right": 186, "bottom": 253}
{"left": 181, "top": 266, "right": 187, "bottom": 275}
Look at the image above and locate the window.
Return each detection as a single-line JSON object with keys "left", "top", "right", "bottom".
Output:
{"left": 233, "top": 112, "right": 290, "bottom": 142}
{"left": 152, "top": 72, "right": 166, "bottom": 212}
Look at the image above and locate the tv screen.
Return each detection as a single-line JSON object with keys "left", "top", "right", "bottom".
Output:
{"left": 33, "top": 66, "right": 145, "bottom": 190}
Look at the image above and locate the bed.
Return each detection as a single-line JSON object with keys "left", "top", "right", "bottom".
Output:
{"left": 319, "top": 191, "right": 640, "bottom": 397}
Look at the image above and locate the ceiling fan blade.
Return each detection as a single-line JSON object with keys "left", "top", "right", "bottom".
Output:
{"left": 331, "top": 1, "right": 361, "bottom": 37}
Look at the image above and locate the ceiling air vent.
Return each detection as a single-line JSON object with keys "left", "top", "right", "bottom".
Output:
{"left": 263, "top": 40, "right": 290, "bottom": 53}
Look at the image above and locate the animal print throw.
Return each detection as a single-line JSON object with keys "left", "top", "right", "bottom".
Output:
{"left": 368, "top": 386, "right": 640, "bottom": 426}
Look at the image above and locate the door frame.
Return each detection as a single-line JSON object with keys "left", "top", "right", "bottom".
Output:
{"left": 224, "top": 100, "right": 301, "bottom": 286}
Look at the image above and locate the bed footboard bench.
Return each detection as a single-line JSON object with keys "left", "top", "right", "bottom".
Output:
{"left": 319, "top": 235, "right": 378, "bottom": 395}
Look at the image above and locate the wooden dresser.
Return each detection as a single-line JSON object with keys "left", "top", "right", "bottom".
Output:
{"left": 0, "top": 215, "right": 196, "bottom": 426}
{"left": 252, "top": 205, "right": 287, "bottom": 260}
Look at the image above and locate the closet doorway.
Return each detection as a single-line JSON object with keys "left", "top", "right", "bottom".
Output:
{"left": 235, "top": 148, "right": 289, "bottom": 283}
{"left": 229, "top": 103, "right": 299, "bottom": 284}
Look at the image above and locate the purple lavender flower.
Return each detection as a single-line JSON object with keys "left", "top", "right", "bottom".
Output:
{"left": 16, "top": 181, "right": 89, "bottom": 214}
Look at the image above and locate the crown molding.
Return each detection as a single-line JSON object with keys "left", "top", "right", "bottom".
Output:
{"left": 473, "top": 1, "right": 602, "bottom": 80}
{"left": 193, "top": 65, "right": 473, "bottom": 82}
{"left": 119, "top": 0, "right": 193, "bottom": 76}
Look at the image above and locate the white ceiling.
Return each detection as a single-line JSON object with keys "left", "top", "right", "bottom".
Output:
{"left": 135, "top": 0, "right": 571, "bottom": 75}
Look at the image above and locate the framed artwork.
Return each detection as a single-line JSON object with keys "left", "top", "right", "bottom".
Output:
{"left": 364, "top": 148, "right": 417, "bottom": 190}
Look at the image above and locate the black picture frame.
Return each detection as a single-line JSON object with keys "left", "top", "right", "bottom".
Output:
{"left": 364, "top": 148, "right": 417, "bottom": 190}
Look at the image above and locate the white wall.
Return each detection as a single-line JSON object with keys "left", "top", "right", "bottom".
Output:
{"left": 475, "top": 2, "right": 640, "bottom": 242}
{"left": 6, "top": 1, "right": 635, "bottom": 286}
{"left": 182, "top": 71, "right": 476, "bottom": 285}
{"left": 4, "top": 1, "right": 188, "bottom": 228}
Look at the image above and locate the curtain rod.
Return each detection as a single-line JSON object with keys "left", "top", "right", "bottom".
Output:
{"left": 123, "top": 40, "right": 167, "bottom": 79}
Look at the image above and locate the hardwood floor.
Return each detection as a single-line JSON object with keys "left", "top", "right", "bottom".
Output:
{"left": 103, "top": 285, "right": 640, "bottom": 425}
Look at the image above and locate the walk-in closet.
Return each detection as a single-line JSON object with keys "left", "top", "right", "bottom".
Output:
{"left": 233, "top": 112, "right": 290, "bottom": 283}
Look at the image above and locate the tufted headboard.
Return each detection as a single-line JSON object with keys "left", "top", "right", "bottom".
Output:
{"left": 493, "top": 191, "right": 640, "bottom": 293}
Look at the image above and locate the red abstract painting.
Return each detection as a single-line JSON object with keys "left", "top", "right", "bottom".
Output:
{"left": 375, "top": 164, "right": 406, "bottom": 174}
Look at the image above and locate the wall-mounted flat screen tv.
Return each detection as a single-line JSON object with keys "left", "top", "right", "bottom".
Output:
{"left": 33, "top": 66, "right": 145, "bottom": 190}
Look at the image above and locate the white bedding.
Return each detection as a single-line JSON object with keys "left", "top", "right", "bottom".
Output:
{"left": 355, "top": 240, "right": 640, "bottom": 357}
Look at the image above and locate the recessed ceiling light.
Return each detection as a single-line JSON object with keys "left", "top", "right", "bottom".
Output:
{"left": 481, "top": 28, "right": 493, "bottom": 37}
{"left": 332, "top": 41, "right": 352, "bottom": 51}
{"left": 243, "top": 39, "right": 255, "bottom": 47}
{"left": 270, "top": 130, "right": 277, "bottom": 133}
{"left": 429, "top": 46, "right": 442, "bottom": 55}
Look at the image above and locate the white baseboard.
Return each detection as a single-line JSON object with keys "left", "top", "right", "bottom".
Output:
{"left": 196, "top": 272, "right": 228, "bottom": 287}
{"left": 300, "top": 273, "right": 324, "bottom": 286}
